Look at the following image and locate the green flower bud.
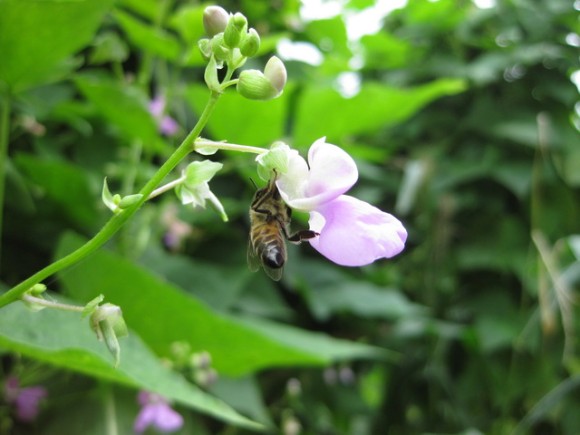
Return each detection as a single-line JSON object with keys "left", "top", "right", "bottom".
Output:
{"left": 119, "top": 194, "right": 143, "bottom": 209}
{"left": 240, "top": 28, "right": 260, "bottom": 57}
{"left": 236, "top": 57, "right": 287, "bottom": 101}
{"left": 224, "top": 12, "right": 247, "bottom": 48}
{"left": 256, "top": 141, "right": 291, "bottom": 181}
{"left": 203, "top": 6, "right": 229, "bottom": 37}
{"left": 232, "top": 13, "right": 247, "bottom": 31}
{"left": 30, "top": 283, "right": 47, "bottom": 296}
{"left": 210, "top": 33, "right": 229, "bottom": 61}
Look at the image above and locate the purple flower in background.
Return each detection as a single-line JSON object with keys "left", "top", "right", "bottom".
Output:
{"left": 276, "top": 138, "right": 407, "bottom": 266}
{"left": 4, "top": 376, "right": 47, "bottom": 422}
{"left": 134, "top": 391, "right": 183, "bottom": 434}
{"left": 149, "top": 95, "right": 179, "bottom": 136}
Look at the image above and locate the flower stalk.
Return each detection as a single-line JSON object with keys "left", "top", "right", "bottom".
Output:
{"left": 194, "top": 138, "right": 267, "bottom": 155}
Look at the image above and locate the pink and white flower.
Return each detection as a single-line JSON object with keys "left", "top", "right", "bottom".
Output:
{"left": 4, "top": 376, "right": 47, "bottom": 422}
{"left": 134, "top": 391, "right": 183, "bottom": 434}
{"left": 270, "top": 138, "right": 407, "bottom": 266}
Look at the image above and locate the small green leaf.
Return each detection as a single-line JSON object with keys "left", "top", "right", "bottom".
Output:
{"left": 82, "top": 294, "right": 105, "bottom": 317}
{"left": 102, "top": 178, "right": 118, "bottom": 213}
{"left": 204, "top": 55, "right": 221, "bottom": 91}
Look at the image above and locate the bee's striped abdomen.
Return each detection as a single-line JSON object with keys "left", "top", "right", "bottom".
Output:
{"left": 251, "top": 224, "right": 286, "bottom": 269}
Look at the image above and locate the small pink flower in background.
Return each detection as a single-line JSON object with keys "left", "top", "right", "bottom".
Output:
{"left": 275, "top": 138, "right": 407, "bottom": 266}
{"left": 134, "top": 391, "right": 183, "bottom": 434}
{"left": 149, "top": 95, "right": 179, "bottom": 136}
{"left": 4, "top": 376, "right": 47, "bottom": 422}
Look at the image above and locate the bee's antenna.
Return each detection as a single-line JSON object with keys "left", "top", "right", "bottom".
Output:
{"left": 249, "top": 177, "right": 258, "bottom": 189}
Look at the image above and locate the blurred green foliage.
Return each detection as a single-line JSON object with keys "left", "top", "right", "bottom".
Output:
{"left": 1, "top": 0, "right": 579, "bottom": 434}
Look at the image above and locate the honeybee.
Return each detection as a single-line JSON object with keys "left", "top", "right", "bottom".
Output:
{"left": 248, "top": 173, "right": 318, "bottom": 281}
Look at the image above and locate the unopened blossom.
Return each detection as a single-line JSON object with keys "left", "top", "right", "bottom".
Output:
{"left": 273, "top": 138, "right": 407, "bottom": 266}
{"left": 134, "top": 391, "right": 183, "bottom": 434}
{"left": 149, "top": 95, "right": 179, "bottom": 136}
{"left": 176, "top": 160, "right": 228, "bottom": 222}
{"left": 4, "top": 376, "right": 47, "bottom": 422}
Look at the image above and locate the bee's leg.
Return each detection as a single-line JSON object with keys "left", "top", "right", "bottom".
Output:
{"left": 287, "top": 229, "right": 319, "bottom": 244}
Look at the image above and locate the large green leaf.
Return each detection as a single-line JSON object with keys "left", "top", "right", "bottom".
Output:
{"left": 75, "top": 74, "right": 166, "bottom": 151}
{"left": 114, "top": 8, "right": 182, "bottom": 61}
{"left": 0, "top": 0, "right": 113, "bottom": 92}
{"left": 0, "top": 300, "right": 262, "bottom": 429}
{"left": 13, "top": 153, "right": 99, "bottom": 229}
{"left": 55, "top": 233, "right": 388, "bottom": 377}
{"left": 293, "top": 79, "right": 467, "bottom": 145}
{"left": 186, "top": 84, "right": 287, "bottom": 146}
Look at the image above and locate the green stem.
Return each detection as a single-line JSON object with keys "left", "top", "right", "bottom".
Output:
{"left": 0, "top": 91, "right": 221, "bottom": 309}
{"left": 21, "top": 294, "right": 85, "bottom": 313}
{"left": 103, "top": 384, "right": 119, "bottom": 435}
{"left": 148, "top": 175, "right": 185, "bottom": 200}
{"left": 0, "top": 95, "right": 11, "bottom": 270}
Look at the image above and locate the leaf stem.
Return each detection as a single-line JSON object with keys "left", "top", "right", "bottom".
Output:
{"left": 0, "top": 90, "right": 221, "bottom": 309}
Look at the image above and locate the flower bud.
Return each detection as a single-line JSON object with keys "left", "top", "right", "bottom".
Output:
{"left": 191, "top": 351, "right": 212, "bottom": 369}
{"left": 224, "top": 12, "right": 247, "bottom": 48}
{"left": 90, "top": 303, "right": 128, "bottom": 367}
{"left": 237, "top": 58, "right": 286, "bottom": 100}
{"left": 210, "top": 33, "right": 229, "bottom": 61}
{"left": 203, "top": 6, "right": 229, "bottom": 37}
{"left": 240, "top": 28, "right": 260, "bottom": 57}
{"left": 263, "top": 56, "right": 287, "bottom": 95}
{"left": 119, "top": 193, "right": 143, "bottom": 209}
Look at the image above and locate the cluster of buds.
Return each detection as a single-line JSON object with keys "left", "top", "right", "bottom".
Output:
{"left": 199, "top": 6, "right": 287, "bottom": 100}
{"left": 168, "top": 342, "right": 218, "bottom": 388}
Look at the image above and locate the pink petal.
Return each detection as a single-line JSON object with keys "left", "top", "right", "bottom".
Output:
{"left": 304, "top": 138, "right": 358, "bottom": 204}
{"left": 309, "top": 195, "right": 407, "bottom": 266}
{"left": 134, "top": 394, "right": 183, "bottom": 434}
{"left": 14, "top": 386, "right": 47, "bottom": 422}
{"left": 152, "top": 403, "right": 184, "bottom": 432}
{"left": 134, "top": 403, "right": 158, "bottom": 433}
{"left": 277, "top": 138, "right": 358, "bottom": 211}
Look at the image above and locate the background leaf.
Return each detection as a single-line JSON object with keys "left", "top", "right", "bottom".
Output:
{"left": 0, "top": 0, "right": 114, "bottom": 92}
{"left": 0, "top": 300, "right": 262, "bottom": 429}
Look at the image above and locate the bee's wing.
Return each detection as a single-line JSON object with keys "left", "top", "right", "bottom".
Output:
{"left": 263, "top": 264, "right": 283, "bottom": 281}
{"left": 247, "top": 238, "right": 261, "bottom": 272}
